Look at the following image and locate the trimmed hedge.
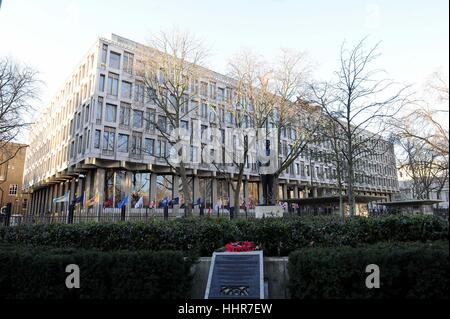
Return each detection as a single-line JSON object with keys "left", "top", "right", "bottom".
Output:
{"left": 288, "top": 241, "right": 449, "bottom": 299}
{"left": 0, "top": 215, "right": 447, "bottom": 256}
{"left": 0, "top": 245, "right": 194, "bottom": 299}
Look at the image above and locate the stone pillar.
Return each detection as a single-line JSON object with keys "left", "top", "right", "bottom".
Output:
{"left": 304, "top": 187, "right": 309, "bottom": 198}
{"left": 211, "top": 178, "right": 218, "bottom": 209}
{"left": 193, "top": 176, "right": 200, "bottom": 213}
{"left": 282, "top": 183, "right": 288, "bottom": 200}
{"left": 124, "top": 171, "right": 132, "bottom": 215}
{"left": 173, "top": 175, "right": 180, "bottom": 214}
{"left": 258, "top": 181, "right": 264, "bottom": 205}
{"left": 228, "top": 181, "right": 235, "bottom": 208}
{"left": 85, "top": 171, "right": 92, "bottom": 199}
{"left": 69, "top": 178, "right": 76, "bottom": 206}
{"left": 94, "top": 168, "right": 105, "bottom": 221}
{"left": 243, "top": 179, "right": 249, "bottom": 208}
{"left": 293, "top": 185, "right": 299, "bottom": 199}
{"left": 313, "top": 188, "right": 318, "bottom": 198}
{"left": 149, "top": 173, "right": 157, "bottom": 202}
{"left": 45, "top": 187, "right": 51, "bottom": 214}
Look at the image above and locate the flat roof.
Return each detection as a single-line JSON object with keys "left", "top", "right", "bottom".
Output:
{"left": 283, "top": 195, "right": 387, "bottom": 205}
{"left": 378, "top": 199, "right": 442, "bottom": 206}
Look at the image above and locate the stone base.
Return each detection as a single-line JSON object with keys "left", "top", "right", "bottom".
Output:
{"left": 255, "top": 205, "right": 284, "bottom": 218}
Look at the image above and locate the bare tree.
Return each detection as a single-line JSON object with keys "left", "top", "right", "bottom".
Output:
{"left": 270, "top": 49, "right": 320, "bottom": 201}
{"left": 309, "top": 38, "right": 410, "bottom": 216}
{"left": 136, "top": 28, "right": 208, "bottom": 215}
{"left": 0, "top": 57, "right": 39, "bottom": 165}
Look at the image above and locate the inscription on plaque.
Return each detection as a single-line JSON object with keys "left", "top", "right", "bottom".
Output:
{"left": 204, "top": 251, "right": 264, "bottom": 299}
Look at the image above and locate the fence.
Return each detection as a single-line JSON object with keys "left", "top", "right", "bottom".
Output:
{"left": 13, "top": 206, "right": 258, "bottom": 226}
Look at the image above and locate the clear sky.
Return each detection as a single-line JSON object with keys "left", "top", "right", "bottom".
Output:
{"left": 0, "top": 0, "right": 448, "bottom": 111}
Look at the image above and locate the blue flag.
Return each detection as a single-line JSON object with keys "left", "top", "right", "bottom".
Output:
{"left": 76, "top": 194, "right": 84, "bottom": 204}
{"left": 159, "top": 197, "right": 169, "bottom": 208}
{"left": 173, "top": 197, "right": 179, "bottom": 205}
{"left": 117, "top": 196, "right": 128, "bottom": 209}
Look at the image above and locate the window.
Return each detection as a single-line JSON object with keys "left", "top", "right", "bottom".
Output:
{"left": 121, "top": 81, "right": 132, "bottom": 99}
{"left": 103, "top": 127, "right": 115, "bottom": 152}
{"left": 105, "top": 103, "right": 117, "bottom": 123}
{"left": 131, "top": 133, "right": 142, "bottom": 154}
{"left": 218, "top": 87, "right": 225, "bottom": 101}
{"left": 78, "top": 135, "right": 83, "bottom": 153}
{"left": 209, "top": 82, "right": 216, "bottom": 99}
{"left": 156, "top": 140, "right": 167, "bottom": 157}
{"left": 101, "top": 44, "right": 108, "bottom": 64}
{"left": 118, "top": 134, "right": 129, "bottom": 152}
{"left": 135, "top": 81, "right": 145, "bottom": 103}
{"left": 133, "top": 110, "right": 143, "bottom": 128}
{"left": 109, "top": 51, "right": 121, "bottom": 69}
{"left": 145, "top": 109, "right": 156, "bottom": 131}
{"left": 144, "top": 138, "right": 154, "bottom": 155}
{"left": 180, "top": 120, "right": 189, "bottom": 131}
{"left": 94, "top": 130, "right": 101, "bottom": 149}
{"left": 119, "top": 102, "right": 131, "bottom": 127}
{"left": 157, "top": 115, "right": 167, "bottom": 132}
{"left": 85, "top": 104, "right": 90, "bottom": 123}
{"left": 200, "top": 82, "right": 208, "bottom": 96}
{"left": 96, "top": 97, "right": 103, "bottom": 122}
{"left": 9, "top": 184, "right": 18, "bottom": 196}
{"left": 106, "top": 74, "right": 119, "bottom": 98}
{"left": 201, "top": 102, "right": 208, "bottom": 118}
{"left": 123, "top": 52, "right": 134, "bottom": 74}
{"left": 99, "top": 74, "right": 105, "bottom": 92}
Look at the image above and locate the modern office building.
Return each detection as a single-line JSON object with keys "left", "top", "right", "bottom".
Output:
{"left": 23, "top": 34, "right": 399, "bottom": 216}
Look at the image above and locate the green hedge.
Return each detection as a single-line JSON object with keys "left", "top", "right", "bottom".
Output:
{"left": 0, "top": 215, "right": 447, "bottom": 256}
{"left": 288, "top": 241, "right": 449, "bottom": 299}
{"left": 0, "top": 245, "right": 194, "bottom": 299}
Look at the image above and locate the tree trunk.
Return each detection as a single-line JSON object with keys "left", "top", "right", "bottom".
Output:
{"left": 233, "top": 180, "right": 241, "bottom": 219}
{"left": 179, "top": 162, "right": 192, "bottom": 216}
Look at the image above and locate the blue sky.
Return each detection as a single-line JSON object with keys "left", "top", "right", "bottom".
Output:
{"left": 0, "top": 0, "right": 448, "bottom": 108}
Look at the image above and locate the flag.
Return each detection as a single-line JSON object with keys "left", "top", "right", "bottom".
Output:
{"left": 86, "top": 194, "right": 99, "bottom": 207}
{"left": 149, "top": 199, "right": 155, "bottom": 208}
{"left": 117, "top": 196, "right": 129, "bottom": 209}
{"left": 194, "top": 197, "right": 203, "bottom": 206}
{"left": 159, "top": 197, "right": 169, "bottom": 207}
{"left": 172, "top": 197, "right": 179, "bottom": 205}
{"left": 103, "top": 197, "right": 114, "bottom": 208}
{"left": 134, "top": 196, "right": 144, "bottom": 208}
{"left": 75, "top": 194, "right": 84, "bottom": 204}
{"left": 53, "top": 192, "right": 69, "bottom": 203}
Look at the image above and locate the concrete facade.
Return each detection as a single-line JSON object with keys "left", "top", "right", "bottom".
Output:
{"left": 23, "top": 34, "right": 399, "bottom": 215}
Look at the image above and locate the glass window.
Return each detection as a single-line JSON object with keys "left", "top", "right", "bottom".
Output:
{"left": 99, "top": 74, "right": 105, "bottom": 92}
{"left": 119, "top": 102, "right": 131, "bottom": 126}
{"left": 134, "top": 81, "right": 145, "bottom": 103}
{"left": 109, "top": 51, "right": 121, "bottom": 69}
{"left": 103, "top": 127, "right": 115, "bottom": 151}
{"left": 145, "top": 109, "right": 155, "bottom": 131}
{"left": 105, "top": 103, "right": 117, "bottom": 123}
{"left": 131, "top": 133, "right": 142, "bottom": 154}
{"left": 121, "top": 81, "right": 132, "bottom": 99}
{"left": 96, "top": 97, "right": 103, "bottom": 121}
{"left": 107, "top": 73, "right": 119, "bottom": 97}
{"left": 94, "top": 130, "right": 101, "bottom": 149}
{"left": 118, "top": 134, "right": 129, "bottom": 152}
{"left": 9, "top": 184, "right": 18, "bottom": 196}
{"left": 101, "top": 44, "right": 108, "bottom": 64}
{"left": 123, "top": 52, "right": 134, "bottom": 74}
{"left": 144, "top": 138, "right": 154, "bottom": 155}
{"left": 133, "top": 110, "right": 143, "bottom": 128}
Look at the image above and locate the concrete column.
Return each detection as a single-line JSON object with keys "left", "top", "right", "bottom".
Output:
{"left": 51, "top": 184, "right": 58, "bottom": 213}
{"left": 304, "top": 187, "right": 309, "bottom": 198}
{"left": 258, "top": 181, "right": 264, "bottom": 205}
{"left": 76, "top": 177, "right": 83, "bottom": 201}
{"left": 243, "top": 179, "right": 249, "bottom": 208}
{"left": 85, "top": 170, "right": 92, "bottom": 199}
{"left": 124, "top": 171, "right": 132, "bottom": 215}
{"left": 45, "top": 187, "right": 51, "bottom": 214}
{"left": 149, "top": 173, "right": 157, "bottom": 202}
{"left": 172, "top": 175, "right": 180, "bottom": 214}
{"left": 313, "top": 188, "right": 318, "bottom": 198}
{"left": 293, "top": 185, "right": 299, "bottom": 199}
{"left": 228, "top": 181, "right": 235, "bottom": 208}
{"left": 193, "top": 176, "right": 200, "bottom": 213}
{"left": 69, "top": 178, "right": 76, "bottom": 210}
{"left": 94, "top": 168, "right": 105, "bottom": 221}
{"left": 211, "top": 178, "right": 218, "bottom": 208}
{"left": 282, "top": 184, "right": 288, "bottom": 200}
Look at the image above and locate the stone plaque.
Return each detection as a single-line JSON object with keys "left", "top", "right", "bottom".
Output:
{"left": 255, "top": 205, "right": 284, "bottom": 218}
{"left": 204, "top": 251, "right": 264, "bottom": 299}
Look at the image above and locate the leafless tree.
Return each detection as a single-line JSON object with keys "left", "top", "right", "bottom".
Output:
{"left": 0, "top": 57, "right": 39, "bottom": 165}
{"left": 136, "top": 28, "right": 208, "bottom": 215}
{"left": 309, "top": 38, "right": 410, "bottom": 216}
